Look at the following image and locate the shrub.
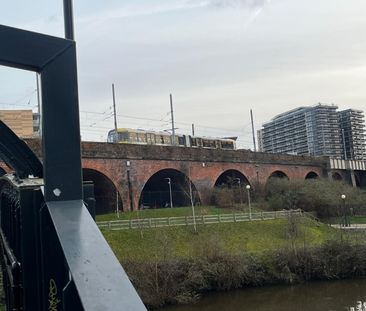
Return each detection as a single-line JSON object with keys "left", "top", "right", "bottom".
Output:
{"left": 265, "top": 178, "right": 366, "bottom": 218}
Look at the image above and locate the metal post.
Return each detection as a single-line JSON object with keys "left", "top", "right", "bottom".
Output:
{"left": 112, "top": 83, "right": 118, "bottom": 142}
{"left": 127, "top": 169, "right": 133, "bottom": 211}
{"left": 63, "top": 0, "right": 75, "bottom": 40}
{"left": 187, "top": 167, "right": 197, "bottom": 232}
{"left": 341, "top": 194, "right": 346, "bottom": 227}
{"left": 116, "top": 189, "right": 120, "bottom": 218}
{"left": 234, "top": 178, "right": 242, "bottom": 207}
{"left": 246, "top": 185, "right": 252, "bottom": 220}
{"left": 165, "top": 177, "right": 173, "bottom": 208}
{"left": 250, "top": 109, "right": 257, "bottom": 152}
{"left": 170, "top": 94, "right": 176, "bottom": 146}
{"left": 192, "top": 123, "right": 195, "bottom": 136}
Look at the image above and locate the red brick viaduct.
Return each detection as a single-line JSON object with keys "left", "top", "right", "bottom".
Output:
{"left": 0, "top": 138, "right": 351, "bottom": 214}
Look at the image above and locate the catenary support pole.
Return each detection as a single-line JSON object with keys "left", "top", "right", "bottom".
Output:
{"left": 63, "top": 0, "right": 75, "bottom": 40}
{"left": 112, "top": 83, "right": 118, "bottom": 141}
{"left": 170, "top": 93, "right": 176, "bottom": 145}
{"left": 250, "top": 109, "right": 257, "bottom": 152}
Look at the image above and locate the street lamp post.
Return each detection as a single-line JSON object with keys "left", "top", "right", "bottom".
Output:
{"left": 165, "top": 177, "right": 173, "bottom": 208}
{"left": 341, "top": 194, "right": 347, "bottom": 227}
{"left": 246, "top": 185, "right": 252, "bottom": 220}
{"left": 233, "top": 178, "right": 243, "bottom": 207}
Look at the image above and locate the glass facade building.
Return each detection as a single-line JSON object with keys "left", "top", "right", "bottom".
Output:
{"left": 338, "top": 109, "right": 366, "bottom": 160}
{"left": 261, "top": 104, "right": 365, "bottom": 159}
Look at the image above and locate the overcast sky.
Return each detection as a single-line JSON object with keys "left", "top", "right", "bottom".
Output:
{"left": 1, "top": 0, "right": 366, "bottom": 148}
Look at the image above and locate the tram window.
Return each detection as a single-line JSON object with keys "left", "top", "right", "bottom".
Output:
{"left": 157, "top": 135, "right": 164, "bottom": 144}
{"left": 190, "top": 137, "right": 197, "bottom": 147}
{"left": 137, "top": 133, "right": 147, "bottom": 143}
{"left": 221, "top": 141, "right": 234, "bottom": 149}
{"left": 118, "top": 132, "right": 129, "bottom": 142}
{"left": 163, "top": 135, "right": 171, "bottom": 144}
{"left": 147, "top": 133, "right": 154, "bottom": 144}
{"left": 202, "top": 139, "right": 216, "bottom": 148}
{"left": 178, "top": 136, "right": 185, "bottom": 146}
{"left": 107, "top": 132, "right": 115, "bottom": 142}
{"left": 129, "top": 132, "right": 137, "bottom": 142}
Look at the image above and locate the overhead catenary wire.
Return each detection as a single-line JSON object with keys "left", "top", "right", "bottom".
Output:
{"left": 79, "top": 109, "right": 253, "bottom": 134}
{"left": 78, "top": 108, "right": 256, "bottom": 149}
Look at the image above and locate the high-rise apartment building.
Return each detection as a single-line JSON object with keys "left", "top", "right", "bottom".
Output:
{"left": 257, "top": 129, "right": 263, "bottom": 152}
{"left": 261, "top": 104, "right": 350, "bottom": 159}
{"left": 262, "top": 107, "right": 309, "bottom": 155}
{"left": 0, "top": 109, "right": 40, "bottom": 138}
{"left": 338, "top": 109, "right": 366, "bottom": 160}
{"left": 305, "top": 104, "right": 343, "bottom": 157}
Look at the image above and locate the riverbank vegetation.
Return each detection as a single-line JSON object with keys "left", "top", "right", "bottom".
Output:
{"left": 124, "top": 238, "right": 366, "bottom": 308}
{"left": 100, "top": 213, "right": 366, "bottom": 309}
{"left": 97, "top": 179, "right": 366, "bottom": 309}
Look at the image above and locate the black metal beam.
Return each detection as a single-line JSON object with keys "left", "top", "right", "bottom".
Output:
{"left": 0, "top": 121, "right": 43, "bottom": 178}
{"left": 0, "top": 25, "right": 72, "bottom": 72}
{"left": 0, "top": 25, "right": 82, "bottom": 202}
{"left": 47, "top": 200, "right": 146, "bottom": 310}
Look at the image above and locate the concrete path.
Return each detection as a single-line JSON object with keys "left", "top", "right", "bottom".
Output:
{"left": 331, "top": 224, "right": 366, "bottom": 230}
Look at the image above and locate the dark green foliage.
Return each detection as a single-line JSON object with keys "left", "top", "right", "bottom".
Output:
{"left": 265, "top": 179, "right": 366, "bottom": 218}
{"left": 204, "top": 187, "right": 248, "bottom": 208}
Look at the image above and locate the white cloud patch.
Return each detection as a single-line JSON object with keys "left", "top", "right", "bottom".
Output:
{"left": 186, "top": 0, "right": 271, "bottom": 9}
{"left": 208, "top": 0, "right": 270, "bottom": 8}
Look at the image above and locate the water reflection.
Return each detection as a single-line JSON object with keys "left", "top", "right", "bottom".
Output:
{"left": 161, "top": 279, "right": 366, "bottom": 311}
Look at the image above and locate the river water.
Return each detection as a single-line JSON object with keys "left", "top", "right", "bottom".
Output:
{"left": 162, "top": 279, "right": 366, "bottom": 311}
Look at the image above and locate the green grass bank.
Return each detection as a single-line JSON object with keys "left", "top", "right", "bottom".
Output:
{"left": 100, "top": 215, "right": 338, "bottom": 261}
{"left": 98, "top": 208, "right": 366, "bottom": 309}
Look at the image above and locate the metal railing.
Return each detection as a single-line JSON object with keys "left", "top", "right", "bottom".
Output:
{"left": 98, "top": 210, "right": 304, "bottom": 231}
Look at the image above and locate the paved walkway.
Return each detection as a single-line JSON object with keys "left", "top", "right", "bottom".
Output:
{"left": 331, "top": 224, "right": 366, "bottom": 230}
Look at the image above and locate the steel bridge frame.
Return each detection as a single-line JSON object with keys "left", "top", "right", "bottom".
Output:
{"left": 0, "top": 5, "right": 146, "bottom": 311}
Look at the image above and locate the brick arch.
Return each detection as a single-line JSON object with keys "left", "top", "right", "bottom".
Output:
{"left": 82, "top": 158, "right": 133, "bottom": 211}
{"left": 137, "top": 166, "right": 181, "bottom": 191}
{"left": 131, "top": 161, "right": 191, "bottom": 210}
{"left": 268, "top": 170, "right": 289, "bottom": 180}
{"left": 82, "top": 161, "right": 121, "bottom": 194}
{"left": 332, "top": 172, "right": 343, "bottom": 181}
{"left": 82, "top": 168, "right": 122, "bottom": 215}
{"left": 136, "top": 167, "right": 200, "bottom": 209}
{"left": 214, "top": 169, "right": 251, "bottom": 188}
{"left": 305, "top": 171, "right": 319, "bottom": 179}
{"left": 183, "top": 163, "right": 257, "bottom": 205}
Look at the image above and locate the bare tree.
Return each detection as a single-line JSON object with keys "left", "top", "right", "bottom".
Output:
{"left": 178, "top": 164, "right": 198, "bottom": 233}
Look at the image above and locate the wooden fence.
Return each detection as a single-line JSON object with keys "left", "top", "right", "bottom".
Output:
{"left": 97, "top": 209, "right": 304, "bottom": 231}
